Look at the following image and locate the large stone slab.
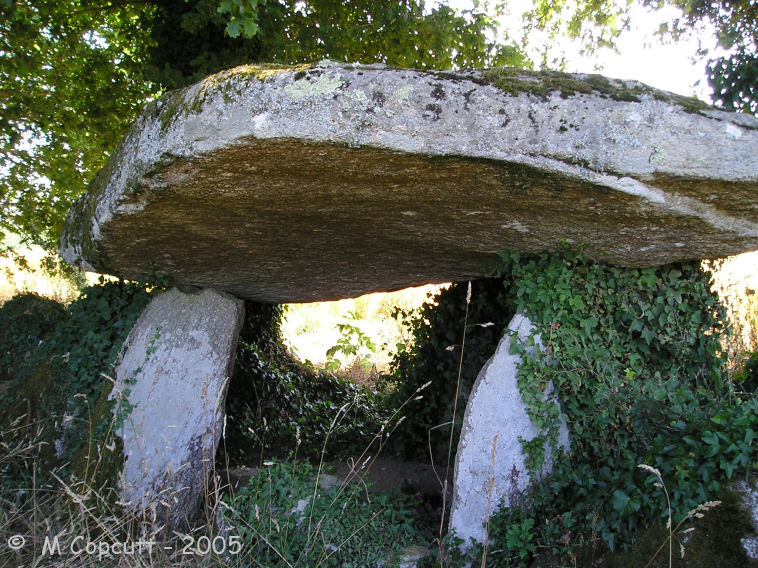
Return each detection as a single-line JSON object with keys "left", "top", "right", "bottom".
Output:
{"left": 60, "top": 61, "right": 758, "bottom": 302}
{"left": 112, "top": 287, "right": 244, "bottom": 532}
{"left": 450, "top": 314, "right": 569, "bottom": 545}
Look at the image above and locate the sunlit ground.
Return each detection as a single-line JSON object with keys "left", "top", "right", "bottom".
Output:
{"left": 280, "top": 283, "right": 447, "bottom": 373}
{"left": 0, "top": 242, "right": 82, "bottom": 304}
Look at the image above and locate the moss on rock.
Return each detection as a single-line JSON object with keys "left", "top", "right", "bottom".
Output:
{"left": 609, "top": 487, "right": 758, "bottom": 567}
{"left": 475, "top": 66, "right": 710, "bottom": 113}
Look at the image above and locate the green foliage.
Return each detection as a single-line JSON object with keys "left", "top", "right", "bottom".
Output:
{"left": 0, "top": 0, "right": 157, "bottom": 249}
{"left": 147, "top": 0, "right": 530, "bottom": 90}
{"left": 239, "top": 299, "right": 286, "bottom": 351}
{"left": 0, "top": 281, "right": 154, "bottom": 465}
{"left": 386, "top": 279, "right": 515, "bottom": 463}
{"left": 679, "top": 0, "right": 757, "bottom": 114}
{"left": 502, "top": 515, "right": 537, "bottom": 561}
{"left": 45, "top": 281, "right": 153, "bottom": 409}
{"left": 521, "top": 0, "right": 757, "bottom": 114}
{"left": 225, "top": 301, "right": 389, "bottom": 464}
{"left": 480, "top": 248, "right": 756, "bottom": 564}
{"left": 609, "top": 486, "right": 755, "bottom": 567}
{"left": 707, "top": 47, "right": 758, "bottom": 114}
{"left": 224, "top": 461, "right": 419, "bottom": 567}
{"left": 0, "top": 280, "right": 156, "bottom": 525}
{"left": 217, "top": 0, "right": 265, "bottom": 38}
{"left": 416, "top": 533, "right": 473, "bottom": 568}
{"left": 325, "top": 311, "right": 377, "bottom": 372}
{"left": 0, "top": 292, "right": 67, "bottom": 381}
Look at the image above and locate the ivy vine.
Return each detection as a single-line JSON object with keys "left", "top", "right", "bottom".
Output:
{"left": 484, "top": 247, "right": 756, "bottom": 560}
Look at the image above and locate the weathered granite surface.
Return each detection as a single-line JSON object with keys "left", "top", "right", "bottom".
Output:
{"left": 112, "top": 287, "right": 244, "bottom": 532}
{"left": 450, "top": 313, "right": 569, "bottom": 545}
{"left": 60, "top": 61, "right": 758, "bottom": 302}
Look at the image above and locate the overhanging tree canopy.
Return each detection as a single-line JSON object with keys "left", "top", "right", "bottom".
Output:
{"left": 1, "top": 0, "right": 527, "bottom": 251}
{"left": 0, "top": 1, "right": 155, "bottom": 249}
{"left": 522, "top": 0, "right": 757, "bottom": 112}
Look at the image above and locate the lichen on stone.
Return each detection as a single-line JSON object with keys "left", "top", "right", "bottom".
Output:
{"left": 394, "top": 85, "right": 414, "bottom": 101}
{"left": 192, "top": 63, "right": 313, "bottom": 110}
{"left": 218, "top": 62, "right": 310, "bottom": 83}
{"left": 156, "top": 88, "right": 192, "bottom": 133}
{"left": 284, "top": 70, "right": 345, "bottom": 100}
{"left": 154, "top": 64, "right": 313, "bottom": 134}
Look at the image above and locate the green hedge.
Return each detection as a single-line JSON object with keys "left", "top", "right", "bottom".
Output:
{"left": 0, "top": 292, "right": 67, "bottom": 382}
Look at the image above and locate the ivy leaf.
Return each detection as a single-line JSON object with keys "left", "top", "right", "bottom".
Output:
{"left": 611, "top": 489, "right": 641, "bottom": 514}
{"left": 217, "top": 0, "right": 234, "bottom": 14}
{"left": 580, "top": 316, "right": 598, "bottom": 336}
{"left": 641, "top": 328, "right": 656, "bottom": 345}
{"left": 240, "top": 19, "right": 260, "bottom": 38}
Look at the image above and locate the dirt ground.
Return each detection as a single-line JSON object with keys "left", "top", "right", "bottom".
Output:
{"left": 221, "top": 457, "right": 452, "bottom": 502}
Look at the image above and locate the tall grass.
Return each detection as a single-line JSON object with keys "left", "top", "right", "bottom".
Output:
{"left": 637, "top": 464, "right": 721, "bottom": 568}
{"left": 1, "top": 375, "right": 429, "bottom": 567}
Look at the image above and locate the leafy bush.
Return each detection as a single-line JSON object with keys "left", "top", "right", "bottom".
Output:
{"left": 0, "top": 281, "right": 155, "bottom": 468}
{"left": 0, "top": 292, "right": 67, "bottom": 381}
{"left": 225, "top": 301, "right": 390, "bottom": 464}
{"left": 325, "top": 310, "right": 377, "bottom": 373}
{"left": 0, "top": 280, "right": 157, "bottom": 545}
{"left": 482, "top": 249, "right": 756, "bottom": 562}
{"left": 388, "top": 249, "right": 754, "bottom": 564}
{"left": 224, "top": 461, "right": 420, "bottom": 567}
{"left": 386, "top": 279, "right": 515, "bottom": 463}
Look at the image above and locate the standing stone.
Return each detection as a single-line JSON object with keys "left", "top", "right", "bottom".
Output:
{"left": 735, "top": 479, "right": 758, "bottom": 559}
{"left": 112, "top": 287, "right": 244, "bottom": 532}
{"left": 450, "top": 313, "right": 570, "bottom": 545}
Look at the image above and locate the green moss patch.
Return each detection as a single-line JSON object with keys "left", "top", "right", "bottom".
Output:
{"left": 609, "top": 487, "right": 757, "bottom": 567}
{"left": 474, "top": 67, "right": 710, "bottom": 113}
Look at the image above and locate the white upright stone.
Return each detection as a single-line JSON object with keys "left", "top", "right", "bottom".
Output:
{"left": 450, "top": 313, "right": 570, "bottom": 545}
{"left": 112, "top": 287, "right": 244, "bottom": 532}
{"left": 735, "top": 479, "right": 758, "bottom": 559}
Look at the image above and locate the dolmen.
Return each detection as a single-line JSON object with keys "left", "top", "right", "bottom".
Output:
{"left": 59, "top": 61, "right": 758, "bottom": 535}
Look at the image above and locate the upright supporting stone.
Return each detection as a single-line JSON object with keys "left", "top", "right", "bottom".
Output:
{"left": 112, "top": 287, "right": 244, "bottom": 532}
{"left": 735, "top": 480, "right": 758, "bottom": 559}
{"left": 450, "top": 313, "right": 570, "bottom": 545}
